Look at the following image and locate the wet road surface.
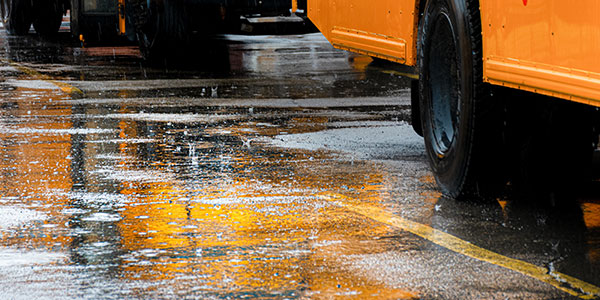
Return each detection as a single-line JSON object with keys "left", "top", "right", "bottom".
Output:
{"left": 0, "top": 30, "right": 599, "bottom": 299}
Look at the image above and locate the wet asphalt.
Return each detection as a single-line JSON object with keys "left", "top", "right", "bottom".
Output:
{"left": 0, "top": 28, "right": 599, "bottom": 299}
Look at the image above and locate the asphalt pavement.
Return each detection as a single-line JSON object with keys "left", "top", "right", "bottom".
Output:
{"left": 0, "top": 30, "right": 599, "bottom": 299}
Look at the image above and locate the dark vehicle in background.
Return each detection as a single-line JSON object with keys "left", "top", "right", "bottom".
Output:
{"left": 0, "top": 0, "right": 311, "bottom": 59}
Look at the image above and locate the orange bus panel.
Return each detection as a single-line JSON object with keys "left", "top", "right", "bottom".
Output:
{"left": 481, "top": 0, "right": 600, "bottom": 107}
{"left": 308, "top": 0, "right": 419, "bottom": 64}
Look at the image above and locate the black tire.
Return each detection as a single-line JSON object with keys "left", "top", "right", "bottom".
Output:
{"left": 32, "top": 0, "right": 63, "bottom": 36}
{"left": 1, "top": 0, "right": 32, "bottom": 35}
{"left": 418, "top": 0, "right": 506, "bottom": 199}
{"left": 132, "top": 0, "right": 189, "bottom": 62}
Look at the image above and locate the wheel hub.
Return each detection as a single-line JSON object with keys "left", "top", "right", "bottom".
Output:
{"left": 428, "top": 13, "right": 460, "bottom": 155}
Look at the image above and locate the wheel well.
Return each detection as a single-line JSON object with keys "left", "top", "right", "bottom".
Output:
{"left": 416, "top": 0, "right": 427, "bottom": 26}
{"left": 413, "top": 0, "right": 483, "bottom": 56}
{"left": 411, "top": 0, "right": 429, "bottom": 137}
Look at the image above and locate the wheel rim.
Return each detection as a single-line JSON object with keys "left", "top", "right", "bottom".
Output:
{"left": 427, "top": 12, "right": 460, "bottom": 156}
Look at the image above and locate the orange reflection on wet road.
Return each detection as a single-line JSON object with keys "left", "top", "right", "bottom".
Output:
{"left": 0, "top": 87, "right": 74, "bottom": 250}
{"left": 111, "top": 137, "right": 418, "bottom": 298}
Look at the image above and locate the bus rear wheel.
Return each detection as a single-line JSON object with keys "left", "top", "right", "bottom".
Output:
{"left": 133, "top": 0, "right": 189, "bottom": 62}
{"left": 1, "top": 0, "right": 32, "bottom": 35}
{"left": 418, "top": 0, "right": 506, "bottom": 200}
{"left": 32, "top": 0, "right": 63, "bottom": 36}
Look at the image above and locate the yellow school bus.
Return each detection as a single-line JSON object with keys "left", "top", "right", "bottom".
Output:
{"left": 309, "top": 0, "right": 600, "bottom": 200}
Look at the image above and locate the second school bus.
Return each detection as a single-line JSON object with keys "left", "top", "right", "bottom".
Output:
{"left": 309, "top": 0, "right": 600, "bottom": 200}
{"left": 0, "top": 0, "right": 310, "bottom": 59}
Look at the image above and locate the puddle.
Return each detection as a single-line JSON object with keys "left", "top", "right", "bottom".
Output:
{"left": 92, "top": 168, "right": 176, "bottom": 183}
{"left": 81, "top": 212, "right": 122, "bottom": 222}
{"left": 87, "top": 138, "right": 158, "bottom": 144}
{"left": 0, "top": 127, "right": 116, "bottom": 135}
{"left": 4, "top": 79, "right": 61, "bottom": 90}
{"left": 68, "top": 192, "right": 132, "bottom": 207}
{"left": 0, "top": 207, "right": 47, "bottom": 229}
{"left": 0, "top": 249, "right": 66, "bottom": 266}
{"left": 99, "top": 113, "right": 241, "bottom": 124}
{"left": 270, "top": 123, "right": 425, "bottom": 159}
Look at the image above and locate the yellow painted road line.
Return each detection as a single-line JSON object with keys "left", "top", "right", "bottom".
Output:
{"left": 1, "top": 58, "right": 83, "bottom": 95}
{"left": 318, "top": 192, "right": 600, "bottom": 299}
